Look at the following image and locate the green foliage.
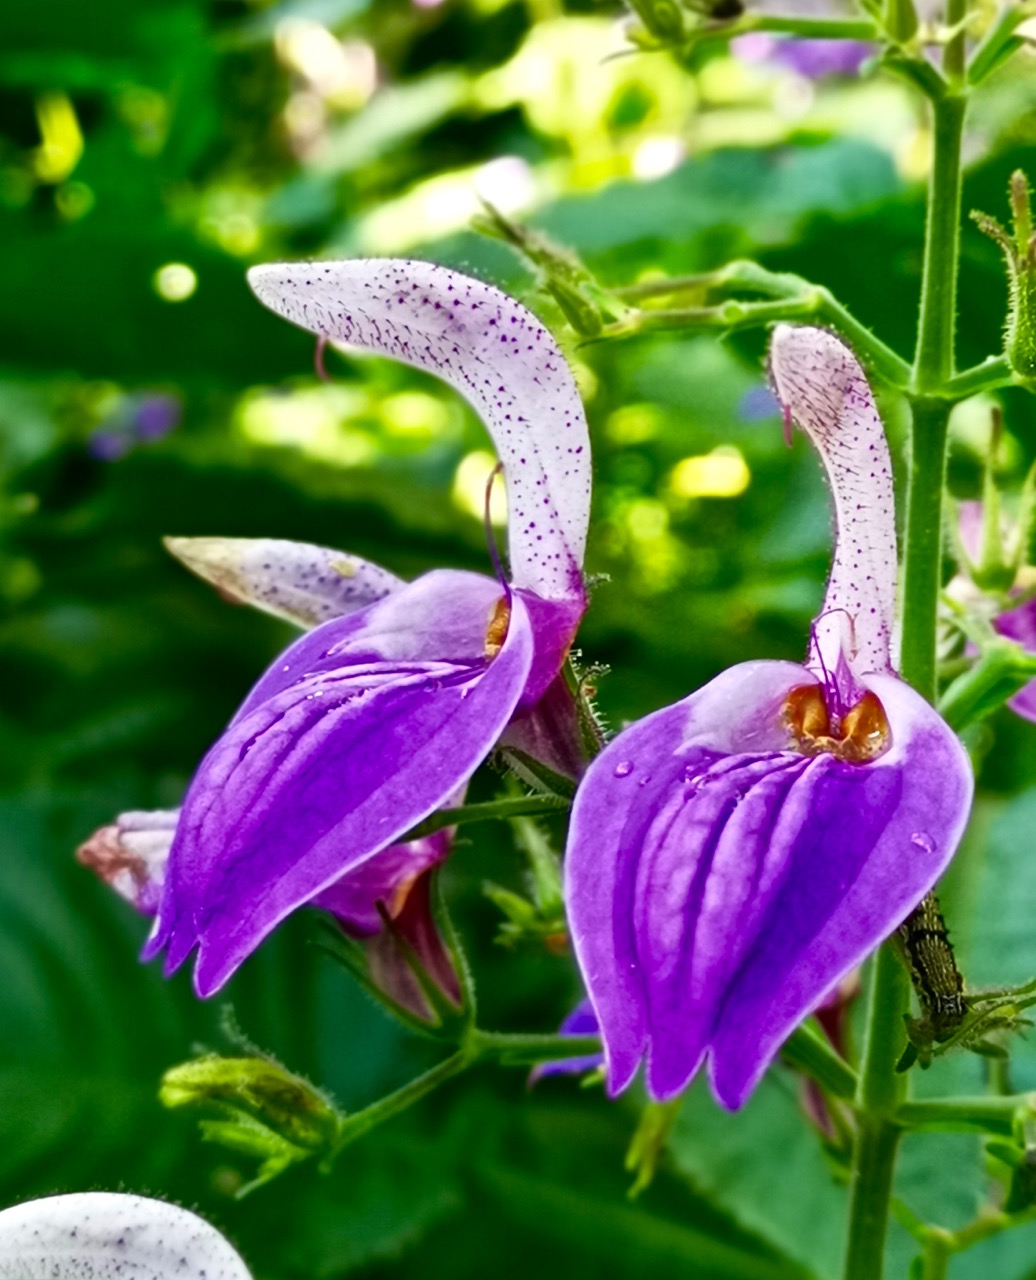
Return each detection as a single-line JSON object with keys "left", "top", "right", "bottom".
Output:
{"left": 4, "top": 0, "right": 1036, "bottom": 1275}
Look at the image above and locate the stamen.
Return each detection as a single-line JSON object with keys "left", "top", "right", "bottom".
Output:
{"left": 485, "top": 596, "right": 511, "bottom": 657}
{"left": 784, "top": 684, "right": 891, "bottom": 764}
{"left": 314, "top": 336, "right": 329, "bottom": 383}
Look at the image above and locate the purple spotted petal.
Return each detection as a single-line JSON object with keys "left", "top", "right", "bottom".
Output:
{"left": 247, "top": 260, "right": 590, "bottom": 603}
{"left": 994, "top": 596, "right": 1036, "bottom": 720}
{"left": 165, "top": 537, "right": 403, "bottom": 630}
{"left": 566, "top": 661, "right": 972, "bottom": 1108}
{"left": 770, "top": 325, "right": 897, "bottom": 678}
{"left": 148, "top": 569, "right": 535, "bottom": 995}
{"left": 0, "top": 1192, "right": 252, "bottom": 1280}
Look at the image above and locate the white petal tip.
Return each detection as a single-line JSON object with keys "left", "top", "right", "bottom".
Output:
{"left": 0, "top": 1193, "right": 253, "bottom": 1279}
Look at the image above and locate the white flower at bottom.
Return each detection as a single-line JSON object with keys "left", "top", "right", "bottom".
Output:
{"left": 0, "top": 1193, "right": 252, "bottom": 1279}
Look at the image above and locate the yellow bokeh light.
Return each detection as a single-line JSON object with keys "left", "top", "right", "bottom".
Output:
{"left": 153, "top": 263, "right": 198, "bottom": 303}
{"left": 669, "top": 447, "right": 750, "bottom": 499}
{"left": 33, "top": 93, "right": 83, "bottom": 184}
{"left": 237, "top": 386, "right": 375, "bottom": 467}
{"left": 381, "top": 392, "right": 450, "bottom": 436}
{"left": 452, "top": 450, "right": 507, "bottom": 527}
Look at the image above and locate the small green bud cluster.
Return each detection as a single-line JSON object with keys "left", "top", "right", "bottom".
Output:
{"left": 160, "top": 1055, "right": 344, "bottom": 1194}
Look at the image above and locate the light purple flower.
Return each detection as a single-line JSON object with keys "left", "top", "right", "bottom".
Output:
{"left": 133, "top": 261, "right": 590, "bottom": 997}
{"left": 953, "top": 500, "right": 1036, "bottom": 722}
{"left": 733, "top": 32, "right": 873, "bottom": 78}
{"left": 565, "top": 324, "right": 973, "bottom": 1110}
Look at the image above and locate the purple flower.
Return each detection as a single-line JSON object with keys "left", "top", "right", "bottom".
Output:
{"left": 951, "top": 500, "right": 1036, "bottom": 722}
{"left": 733, "top": 32, "right": 873, "bottom": 78}
{"left": 531, "top": 998, "right": 605, "bottom": 1082}
{"left": 565, "top": 324, "right": 973, "bottom": 1110}
{"left": 127, "top": 261, "right": 590, "bottom": 998}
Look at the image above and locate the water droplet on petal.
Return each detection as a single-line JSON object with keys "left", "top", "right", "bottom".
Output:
{"left": 638, "top": 774, "right": 652, "bottom": 787}
{"left": 910, "top": 832, "right": 935, "bottom": 854}
{"left": 613, "top": 760, "right": 634, "bottom": 778}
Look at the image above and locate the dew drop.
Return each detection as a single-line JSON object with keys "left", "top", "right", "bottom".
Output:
{"left": 613, "top": 760, "right": 634, "bottom": 779}
{"left": 282, "top": 665, "right": 291, "bottom": 673}
{"left": 638, "top": 774, "right": 652, "bottom": 787}
{"left": 910, "top": 832, "right": 935, "bottom": 854}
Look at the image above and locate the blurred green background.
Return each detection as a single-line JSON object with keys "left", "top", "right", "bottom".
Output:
{"left": 5, "top": 0, "right": 1036, "bottom": 1275}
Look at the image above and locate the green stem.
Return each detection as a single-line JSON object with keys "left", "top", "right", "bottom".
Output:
{"left": 897, "top": 1095, "right": 1025, "bottom": 1136}
{"left": 842, "top": 1113, "right": 904, "bottom": 1280}
{"left": 842, "top": 947, "right": 910, "bottom": 1280}
{"left": 404, "top": 794, "right": 569, "bottom": 840}
{"left": 912, "top": 93, "right": 966, "bottom": 390}
{"left": 938, "top": 354, "right": 1014, "bottom": 399}
{"left": 781, "top": 1023, "right": 858, "bottom": 1101}
{"left": 900, "top": 400, "right": 951, "bottom": 700}
{"left": 473, "top": 1029, "right": 603, "bottom": 1065}
{"left": 919, "top": 1230, "right": 953, "bottom": 1280}
{"left": 331, "top": 1049, "right": 475, "bottom": 1153}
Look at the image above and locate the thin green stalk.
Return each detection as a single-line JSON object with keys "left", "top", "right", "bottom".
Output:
{"left": 897, "top": 1095, "right": 1025, "bottom": 1136}
{"left": 781, "top": 1024, "right": 858, "bottom": 1101}
{"left": 330, "top": 1049, "right": 475, "bottom": 1153}
{"left": 912, "top": 93, "right": 966, "bottom": 389}
{"left": 404, "top": 794, "right": 569, "bottom": 840}
{"left": 900, "top": 400, "right": 952, "bottom": 700}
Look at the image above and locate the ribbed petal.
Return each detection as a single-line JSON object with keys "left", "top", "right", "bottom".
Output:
{"left": 711, "top": 672, "right": 972, "bottom": 1107}
{"left": 164, "top": 536, "right": 403, "bottom": 629}
{"left": 0, "top": 1193, "right": 251, "bottom": 1280}
{"left": 248, "top": 260, "right": 590, "bottom": 603}
{"left": 770, "top": 325, "right": 898, "bottom": 678}
{"left": 566, "top": 662, "right": 973, "bottom": 1108}
{"left": 566, "top": 661, "right": 809, "bottom": 1096}
{"left": 149, "top": 569, "right": 535, "bottom": 995}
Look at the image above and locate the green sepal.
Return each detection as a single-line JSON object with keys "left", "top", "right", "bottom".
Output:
{"left": 624, "top": 1098, "right": 684, "bottom": 1198}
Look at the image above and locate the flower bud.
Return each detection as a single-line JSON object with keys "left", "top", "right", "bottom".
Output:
{"left": 972, "top": 170, "right": 1036, "bottom": 382}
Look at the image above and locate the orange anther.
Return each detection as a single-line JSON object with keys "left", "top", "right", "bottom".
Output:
{"left": 784, "top": 684, "right": 891, "bottom": 764}
{"left": 485, "top": 596, "right": 511, "bottom": 657}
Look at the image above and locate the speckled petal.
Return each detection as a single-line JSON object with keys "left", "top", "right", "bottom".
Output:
{"left": 148, "top": 570, "right": 535, "bottom": 995}
{"left": 164, "top": 536, "right": 402, "bottom": 629}
{"left": 248, "top": 260, "right": 590, "bottom": 602}
{"left": 0, "top": 1193, "right": 252, "bottom": 1280}
{"left": 770, "top": 325, "right": 898, "bottom": 678}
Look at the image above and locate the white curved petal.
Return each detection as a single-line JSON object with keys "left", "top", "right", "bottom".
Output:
{"left": 165, "top": 536, "right": 403, "bottom": 629}
{"left": 769, "top": 325, "right": 897, "bottom": 675}
{"left": 248, "top": 260, "right": 590, "bottom": 602}
{"left": 0, "top": 1193, "right": 252, "bottom": 1280}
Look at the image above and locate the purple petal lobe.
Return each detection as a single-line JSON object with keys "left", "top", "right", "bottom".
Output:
{"left": 566, "top": 662, "right": 973, "bottom": 1108}
{"left": 994, "top": 598, "right": 1036, "bottom": 721}
{"left": 149, "top": 570, "right": 535, "bottom": 994}
{"left": 769, "top": 325, "right": 897, "bottom": 677}
{"left": 566, "top": 660, "right": 811, "bottom": 1096}
{"left": 532, "top": 999, "right": 605, "bottom": 1081}
{"left": 164, "top": 536, "right": 403, "bottom": 629}
{"left": 247, "top": 260, "right": 590, "bottom": 603}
